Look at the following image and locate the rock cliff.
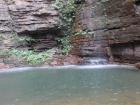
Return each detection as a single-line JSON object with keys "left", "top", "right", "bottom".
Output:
{"left": 5, "top": 0, "right": 59, "bottom": 34}
{"left": 0, "top": 0, "right": 140, "bottom": 65}
{"left": 0, "top": 0, "right": 60, "bottom": 51}
{"left": 71, "top": 0, "right": 140, "bottom": 63}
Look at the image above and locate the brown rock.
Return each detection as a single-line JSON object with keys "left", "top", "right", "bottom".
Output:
{"left": 6, "top": 0, "right": 59, "bottom": 34}
{"left": 135, "top": 63, "right": 140, "bottom": 69}
{"left": 50, "top": 58, "right": 64, "bottom": 66}
{"left": 44, "top": 54, "right": 83, "bottom": 66}
{"left": 0, "top": 63, "right": 10, "bottom": 69}
{"left": 63, "top": 55, "right": 82, "bottom": 65}
{"left": 72, "top": 0, "right": 140, "bottom": 63}
{"left": 0, "top": 0, "right": 140, "bottom": 65}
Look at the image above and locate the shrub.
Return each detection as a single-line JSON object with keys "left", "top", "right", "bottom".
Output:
{"left": 9, "top": 49, "right": 55, "bottom": 65}
{"left": 53, "top": 0, "right": 77, "bottom": 54}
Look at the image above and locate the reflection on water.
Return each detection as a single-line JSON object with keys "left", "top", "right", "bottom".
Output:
{"left": 0, "top": 67, "right": 140, "bottom": 105}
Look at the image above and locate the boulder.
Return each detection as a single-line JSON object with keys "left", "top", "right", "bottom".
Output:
{"left": 135, "top": 63, "right": 140, "bottom": 69}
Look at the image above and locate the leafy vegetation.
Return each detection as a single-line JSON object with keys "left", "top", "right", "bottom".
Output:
{"left": 10, "top": 49, "right": 55, "bottom": 65}
{"left": 53, "top": 0, "right": 77, "bottom": 35}
{"left": 57, "top": 36, "right": 72, "bottom": 55}
{"left": 0, "top": 49, "right": 55, "bottom": 65}
{"left": 12, "top": 34, "right": 36, "bottom": 46}
{"left": 53, "top": 0, "right": 77, "bottom": 54}
{"left": 0, "top": 50, "right": 11, "bottom": 58}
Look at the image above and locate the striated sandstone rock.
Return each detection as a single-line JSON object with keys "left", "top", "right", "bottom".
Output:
{"left": 0, "top": 0, "right": 12, "bottom": 33}
{"left": 0, "top": 0, "right": 14, "bottom": 50}
{"left": 0, "top": 0, "right": 140, "bottom": 65}
{"left": 46, "top": 54, "right": 83, "bottom": 66}
{"left": 72, "top": 0, "right": 140, "bottom": 63}
{"left": 0, "top": 0, "right": 61, "bottom": 51}
{"left": 6, "top": 0, "right": 60, "bottom": 34}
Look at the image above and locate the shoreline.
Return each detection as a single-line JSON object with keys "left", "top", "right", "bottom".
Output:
{"left": 0, "top": 64, "right": 138, "bottom": 73}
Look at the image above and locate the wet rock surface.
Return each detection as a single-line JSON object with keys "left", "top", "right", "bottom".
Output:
{"left": 72, "top": 0, "right": 140, "bottom": 63}
{"left": 44, "top": 54, "right": 83, "bottom": 66}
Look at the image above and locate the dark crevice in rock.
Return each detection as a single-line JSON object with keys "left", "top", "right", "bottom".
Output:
{"left": 111, "top": 41, "right": 140, "bottom": 63}
{"left": 135, "top": 0, "right": 140, "bottom": 5}
{"left": 17, "top": 29, "right": 61, "bottom": 52}
{"left": 19, "top": 28, "right": 61, "bottom": 36}
{"left": 75, "top": 0, "right": 85, "bottom": 4}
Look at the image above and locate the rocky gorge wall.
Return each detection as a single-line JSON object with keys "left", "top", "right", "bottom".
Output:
{"left": 71, "top": 0, "right": 140, "bottom": 63}
{"left": 0, "top": 0, "right": 60, "bottom": 51}
{"left": 0, "top": 0, "right": 13, "bottom": 50}
{"left": 0, "top": 0, "right": 140, "bottom": 64}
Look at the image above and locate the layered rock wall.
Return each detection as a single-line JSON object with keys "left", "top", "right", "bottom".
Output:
{"left": 0, "top": 0, "right": 60, "bottom": 51}
{"left": 0, "top": 0, "right": 140, "bottom": 64}
{"left": 71, "top": 0, "right": 140, "bottom": 63}
{"left": 0, "top": 0, "right": 13, "bottom": 50}
{"left": 6, "top": 0, "right": 59, "bottom": 34}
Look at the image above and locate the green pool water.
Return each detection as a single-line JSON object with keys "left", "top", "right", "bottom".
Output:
{"left": 0, "top": 66, "right": 140, "bottom": 105}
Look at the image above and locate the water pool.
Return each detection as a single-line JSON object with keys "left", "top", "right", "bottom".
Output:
{"left": 0, "top": 66, "right": 140, "bottom": 105}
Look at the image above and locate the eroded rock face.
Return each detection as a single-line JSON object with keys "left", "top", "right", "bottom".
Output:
{"left": 45, "top": 54, "right": 83, "bottom": 66}
{"left": 111, "top": 42, "right": 140, "bottom": 63}
{"left": 0, "top": 0, "right": 11, "bottom": 33}
{"left": 0, "top": 0, "right": 140, "bottom": 64}
{"left": 107, "top": 0, "right": 140, "bottom": 63}
{"left": 72, "top": 0, "right": 140, "bottom": 63}
{"left": 0, "top": 0, "right": 14, "bottom": 50}
{"left": 0, "top": 0, "right": 60, "bottom": 51}
{"left": 6, "top": 0, "right": 59, "bottom": 34}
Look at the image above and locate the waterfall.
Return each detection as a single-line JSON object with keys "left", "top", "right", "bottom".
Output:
{"left": 83, "top": 57, "right": 108, "bottom": 65}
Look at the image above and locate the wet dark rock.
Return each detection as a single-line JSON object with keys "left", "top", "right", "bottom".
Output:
{"left": 0, "top": 0, "right": 60, "bottom": 51}
{"left": 72, "top": 0, "right": 140, "bottom": 64}
{"left": 135, "top": 62, "right": 140, "bottom": 69}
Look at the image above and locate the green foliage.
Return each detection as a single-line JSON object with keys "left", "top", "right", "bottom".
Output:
{"left": 54, "top": 0, "right": 77, "bottom": 35}
{"left": 0, "top": 50, "right": 11, "bottom": 58}
{"left": 8, "top": 49, "right": 55, "bottom": 65}
{"left": 57, "top": 36, "right": 72, "bottom": 55}
{"left": 12, "top": 34, "right": 36, "bottom": 46}
{"left": 53, "top": 0, "right": 77, "bottom": 54}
